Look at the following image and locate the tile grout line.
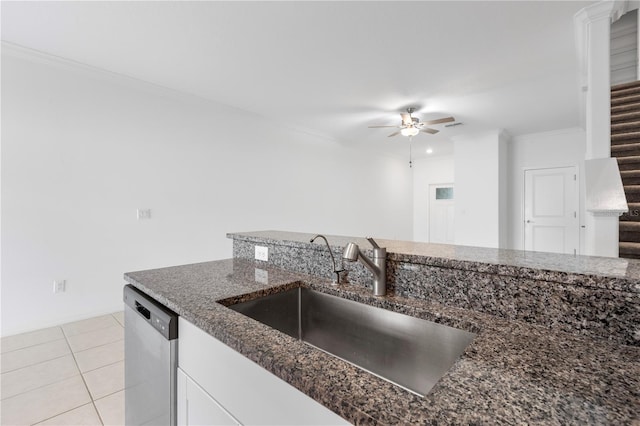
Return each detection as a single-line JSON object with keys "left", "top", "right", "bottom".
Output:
{"left": 0, "top": 335, "right": 66, "bottom": 356}
{"left": 6, "top": 333, "right": 88, "bottom": 425}
{"left": 111, "top": 312, "right": 125, "bottom": 328}
{"left": 1, "top": 334, "right": 66, "bottom": 356}
{"left": 0, "top": 351, "right": 70, "bottom": 375}
{"left": 67, "top": 313, "right": 124, "bottom": 353}
{"left": 92, "top": 388, "right": 124, "bottom": 404}
{"left": 91, "top": 400, "right": 106, "bottom": 426}
{"left": 2, "top": 311, "right": 124, "bottom": 343}
{"left": 1, "top": 314, "right": 124, "bottom": 425}
{"left": 2, "top": 313, "right": 121, "bottom": 356}
{"left": 88, "top": 311, "right": 125, "bottom": 426}
{"left": 1, "top": 325, "right": 64, "bottom": 341}
{"left": 70, "top": 313, "right": 125, "bottom": 424}
{"left": 96, "top": 312, "right": 125, "bottom": 425}
{"left": 0, "top": 369, "right": 81, "bottom": 402}
{"left": 71, "top": 337, "right": 124, "bottom": 359}
{"left": 68, "top": 335, "right": 124, "bottom": 355}
{"left": 81, "top": 358, "right": 124, "bottom": 375}
{"left": 28, "top": 402, "right": 100, "bottom": 426}
{"left": 60, "top": 313, "right": 123, "bottom": 337}
{"left": 64, "top": 322, "right": 123, "bottom": 343}
{"left": 92, "top": 312, "right": 125, "bottom": 425}
{"left": 62, "top": 327, "right": 106, "bottom": 426}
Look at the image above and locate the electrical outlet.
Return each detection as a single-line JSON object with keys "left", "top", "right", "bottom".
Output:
{"left": 137, "top": 209, "right": 151, "bottom": 220}
{"left": 53, "top": 280, "right": 66, "bottom": 294}
{"left": 255, "top": 245, "right": 269, "bottom": 261}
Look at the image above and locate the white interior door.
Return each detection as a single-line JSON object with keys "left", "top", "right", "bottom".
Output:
{"left": 429, "top": 184, "right": 455, "bottom": 244}
{"left": 524, "top": 167, "right": 579, "bottom": 254}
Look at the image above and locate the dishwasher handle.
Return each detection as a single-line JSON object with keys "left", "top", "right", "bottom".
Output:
{"left": 135, "top": 301, "right": 151, "bottom": 320}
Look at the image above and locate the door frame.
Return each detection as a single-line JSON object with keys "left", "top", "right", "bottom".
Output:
{"left": 522, "top": 165, "right": 580, "bottom": 254}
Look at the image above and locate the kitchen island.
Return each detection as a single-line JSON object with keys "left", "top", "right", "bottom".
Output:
{"left": 124, "top": 232, "right": 639, "bottom": 424}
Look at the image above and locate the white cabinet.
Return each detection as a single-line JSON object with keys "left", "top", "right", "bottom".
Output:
{"left": 177, "top": 368, "right": 239, "bottom": 426}
{"left": 178, "top": 317, "right": 349, "bottom": 426}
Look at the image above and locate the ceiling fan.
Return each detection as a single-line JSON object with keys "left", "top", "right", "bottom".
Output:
{"left": 369, "top": 107, "right": 455, "bottom": 138}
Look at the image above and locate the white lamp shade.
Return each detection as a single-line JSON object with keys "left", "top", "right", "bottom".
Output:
{"left": 401, "top": 127, "right": 419, "bottom": 137}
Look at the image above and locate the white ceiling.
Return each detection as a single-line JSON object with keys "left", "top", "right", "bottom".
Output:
{"left": 1, "top": 1, "right": 596, "bottom": 159}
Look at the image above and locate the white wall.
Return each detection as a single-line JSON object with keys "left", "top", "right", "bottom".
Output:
{"left": 413, "top": 128, "right": 585, "bottom": 252}
{"left": 1, "top": 50, "right": 413, "bottom": 335}
{"left": 498, "top": 131, "right": 509, "bottom": 249}
{"left": 507, "top": 128, "right": 586, "bottom": 251}
{"left": 412, "top": 155, "right": 454, "bottom": 242}
{"left": 453, "top": 130, "right": 507, "bottom": 248}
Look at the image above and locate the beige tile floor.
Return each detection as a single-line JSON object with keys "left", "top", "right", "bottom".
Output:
{"left": 1, "top": 312, "right": 125, "bottom": 425}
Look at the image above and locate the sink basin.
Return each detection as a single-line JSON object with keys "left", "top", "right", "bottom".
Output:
{"left": 228, "top": 287, "right": 476, "bottom": 396}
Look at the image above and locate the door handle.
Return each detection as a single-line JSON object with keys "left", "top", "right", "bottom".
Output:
{"left": 526, "top": 220, "right": 534, "bottom": 223}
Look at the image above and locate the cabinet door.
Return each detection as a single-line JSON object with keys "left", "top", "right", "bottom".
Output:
{"left": 177, "top": 368, "right": 239, "bottom": 426}
{"left": 179, "top": 318, "right": 349, "bottom": 425}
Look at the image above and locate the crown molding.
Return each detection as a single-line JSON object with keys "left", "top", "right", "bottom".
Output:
{"left": 1, "top": 41, "right": 341, "bottom": 145}
{"left": 1, "top": 41, "right": 198, "bottom": 99}
{"left": 511, "top": 127, "right": 585, "bottom": 143}
{"left": 450, "top": 128, "right": 506, "bottom": 143}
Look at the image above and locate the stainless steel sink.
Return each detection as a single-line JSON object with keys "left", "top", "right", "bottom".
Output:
{"left": 228, "top": 287, "right": 476, "bottom": 396}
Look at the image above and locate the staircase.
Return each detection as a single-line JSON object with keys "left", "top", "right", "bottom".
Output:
{"left": 611, "top": 81, "right": 640, "bottom": 259}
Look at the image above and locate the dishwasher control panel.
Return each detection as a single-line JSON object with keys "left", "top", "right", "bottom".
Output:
{"left": 124, "top": 284, "right": 178, "bottom": 340}
{"left": 151, "top": 314, "right": 170, "bottom": 334}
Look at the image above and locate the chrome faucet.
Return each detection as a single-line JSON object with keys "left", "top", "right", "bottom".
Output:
{"left": 310, "top": 234, "right": 344, "bottom": 284}
{"left": 342, "top": 237, "right": 387, "bottom": 296}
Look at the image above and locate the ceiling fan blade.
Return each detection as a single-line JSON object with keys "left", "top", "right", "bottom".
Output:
{"left": 423, "top": 117, "right": 455, "bottom": 125}
{"left": 368, "top": 125, "right": 399, "bottom": 128}
{"left": 421, "top": 128, "right": 439, "bottom": 134}
{"left": 400, "top": 112, "right": 412, "bottom": 126}
{"left": 387, "top": 131, "right": 400, "bottom": 137}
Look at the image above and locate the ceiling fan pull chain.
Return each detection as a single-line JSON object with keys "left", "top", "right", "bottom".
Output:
{"left": 409, "top": 137, "right": 413, "bottom": 168}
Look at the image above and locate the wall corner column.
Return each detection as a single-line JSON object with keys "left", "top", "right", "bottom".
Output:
{"left": 575, "top": 1, "right": 628, "bottom": 257}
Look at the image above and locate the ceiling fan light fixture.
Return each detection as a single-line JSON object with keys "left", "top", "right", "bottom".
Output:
{"left": 401, "top": 127, "right": 419, "bottom": 137}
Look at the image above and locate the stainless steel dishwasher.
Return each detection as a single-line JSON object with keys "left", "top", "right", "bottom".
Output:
{"left": 123, "top": 284, "right": 178, "bottom": 426}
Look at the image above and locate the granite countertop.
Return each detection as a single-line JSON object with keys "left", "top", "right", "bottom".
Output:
{"left": 124, "top": 258, "right": 640, "bottom": 425}
{"left": 229, "top": 231, "right": 640, "bottom": 293}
